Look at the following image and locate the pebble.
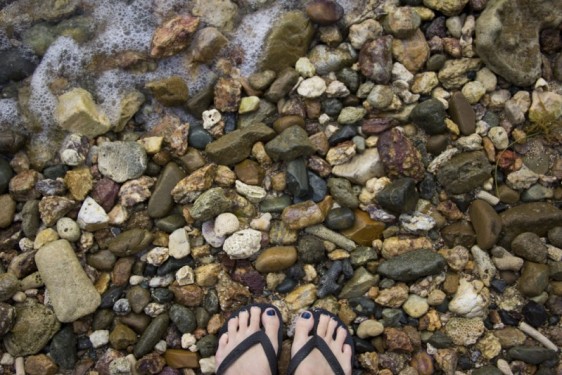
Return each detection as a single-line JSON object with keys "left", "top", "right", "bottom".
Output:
{"left": 356, "top": 320, "right": 384, "bottom": 338}
{"left": 518, "top": 262, "right": 549, "bottom": 297}
{"left": 223, "top": 229, "right": 262, "bottom": 259}
{"left": 402, "top": 295, "right": 429, "bottom": 318}
{"left": 297, "top": 76, "right": 326, "bottom": 98}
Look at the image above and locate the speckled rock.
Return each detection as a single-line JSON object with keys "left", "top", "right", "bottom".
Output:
{"left": 377, "top": 249, "right": 446, "bottom": 281}
{"left": 98, "top": 141, "right": 148, "bottom": 183}
{"left": 499, "top": 203, "right": 562, "bottom": 247}
{"left": 223, "top": 229, "right": 262, "bottom": 259}
{"left": 265, "top": 126, "right": 315, "bottom": 162}
{"left": 377, "top": 129, "right": 425, "bottom": 182}
{"left": 359, "top": 36, "right": 393, "bottom": 83}
{"left": 445, "top": 317, "right": 485, "bottom": 346}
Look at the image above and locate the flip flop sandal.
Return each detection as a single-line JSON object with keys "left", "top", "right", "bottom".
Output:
{"left": 287, "top": 308, "right": 355, "bottom": 375}
{"left": 216, "top": 303, "right": 284, "bottom": 375}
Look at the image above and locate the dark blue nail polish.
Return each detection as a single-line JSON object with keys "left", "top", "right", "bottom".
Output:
{"left": 302, "top": 312, "right": 311, "bottom": 319}
{"left": 267, "top": 309, "right": 276, "bottom": 316}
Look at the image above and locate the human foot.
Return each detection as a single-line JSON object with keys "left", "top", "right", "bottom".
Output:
{"left": 288, "top": 309, "right": 353, "bottom": 375}
{"left": 215, "top": 304, "right": 282, "bottom": 375}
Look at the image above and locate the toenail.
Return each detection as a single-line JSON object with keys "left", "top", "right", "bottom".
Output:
{"left": 301, "top": 312, "right": 311, "bottom": 319}
{"left": 266, "top": 308, "right": 276, "bottom": 316}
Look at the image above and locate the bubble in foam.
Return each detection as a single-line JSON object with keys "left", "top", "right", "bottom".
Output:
{"left": 0, "top": 99, "right": 25, "bottom": 130}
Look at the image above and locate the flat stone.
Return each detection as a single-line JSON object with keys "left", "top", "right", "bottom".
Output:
{"left": 134, "top": 313, "right": 169, "bottom": 358}
{"left": 260, "top": 11, "right": 315, "bottom": 72}
{"left": 265, "top": 126, "right": 314, "bottom": 162}
{"left": 507, "top": 346, "right": 558, "bottom": 365}
{"left": 255, "top": 246, "right": 298, "bottom": 273}
{"left": 35, "top": 239, "right": 101, "bottom": 322}
{"left": 54, "top": 88, "right": 110, "bottom": 138}
{"left": 282, "top": 201, "right": 325, "bottom": 230}
{"left": 511, "top": 232, "right": 548, "bottom": 263}
{"left": 332, "top": 148, "right": 385, "bottom": 185}
{"left": 339, "top": 267, "right": 379, "bottom": 299}
{"left": 377, "top": 249, "right": 446, "bottom": 281}
{"left": 468, "top": 199, "right": 502, "bottom": 250}
{"left": 500, "top": 203, "right": 562, "bottom": 248}
{"left": 340, "top": 210, "right": 385, "bottom": 246}
{"left": 436, "top": 151, "right": 493, "bottom": 194}
{"left": 145, "top": 76, "right": 188, "bottom": 106}
{"left": 325, "top": 207, "right": 356, "bottom": 231}
{"left": 448, "top": 92, "right": 476, "bottom": 136}
{"left": 518, "top": 262, "right": 549, "bottom": 297}
{"left": 148, "top": 162, "right": 186, "bottom": 218}
{"left": 376, "top": 178, "right": 419, "bottom": 215}
{"left": 98, "top": 141, "right": 148, "bottom": 183}
{"left": 164, "top": 349, "right": 200, "bottom": 369}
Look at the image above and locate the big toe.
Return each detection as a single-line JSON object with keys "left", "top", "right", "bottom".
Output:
{"left": 292, "top": 311, "right": 314, "bottom": 353}
{"left": 262, "top": 307, "right": 281, "bottom": 352}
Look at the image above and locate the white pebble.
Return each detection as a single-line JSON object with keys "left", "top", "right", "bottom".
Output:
{"left": 475, "top": 190, "right": 500, "bottom": 206}
{"left": 12, "top": 292, "right": 26, "bottom": 303}
{"left": 202, "top": 109, "right": 221, "bottom": 130}
{"left": 487, "top": 127, "right": 509, "bottom": 150}
{"left": 325, "top": 80, "right": 350, "bottom": 98}
{"left": 0, "top": 353, "right": 14, "bottom": 366}
{"left": 169, "top": 228, "right": 191, "bottom": 259}
{"left": 181, "top": 333, "right": 197, "bottom": 349}
{"left": 77, "top": 197, "right": 109, "bottom": 231}
{"left": 223, "top": 229, "right": 262, "bottom": 259}
{"left": 18, "top": 238, "right": 34, "bottom": 252}
{"left": 144, "top": 303, "right": 166, "bottom": 317}
{"left": 129, "top": 275, "right": 145, "bottom": 285}
{"left": 154, "top": 340, "right": 167, "bottom": 354}
{"left": 148, "top": 274, "right": 174, "bottom": 288}
{"left": 214, "top": 213, "right": 240, "bottom": 237}
{"left": 250, "top": 213, "right": 272, "bottom": 231}
{"left": 56, "top": 217, "right": 81, "bottom": 242}
{"left": 176, "top": 265, "right": 195, "bottom": 286}
{"left": 297, "top": 76, "right": 326, "bottom": 98}
{"left": 295, "top": 57, "right": 315, "bottom": 78}
{"left": 200, "top": 357, "right": 216, "bottom": 375}
{"left": 235, "top": 180, "right": 267, "bottom": 203}
{"left": 89, "top": 330, "right": 110, "bottom": 348}
{"left": 15, "top": 357, "right": 24, "bottom": 375}
{"left": 146, "top": 247, "right": 169, "bottom": 266}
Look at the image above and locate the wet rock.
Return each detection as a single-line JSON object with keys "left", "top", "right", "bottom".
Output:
{"left": 0, "top": 47, "right": 37, "bottom": 84}
{"left": 499, "top": 203, "right": 562, "bottom": 247}
{"left": 190, "top": 27, "right": 228, "bottom": 63}
{"left": 339, "top": 267, "right": 378, "bottom": 299}
{"left": 305, "top": 0, "right": 344, "bottom": 25}
{"left": 359, "top": 36, "right": 393, "bottom": 83}
{"left": 169, "top": 305, "right": 196, "bottom": 333}
{"left": 325, "top": 207, "right": 356, "bottom": 230}
{"left": 164, "top": 349, "right": 199, "bottom": 369}
{"left": 410, "top": 98, "right": 447, "bottom": 135}
{"left": 54, "top": 88, "right": 110, "bottom": 138}
{"left": 146, "top": 76, "right": 188, "bottom": 107}
{"left": 507, "top": 346, "right": 557, "bottom": 365}
{"left": 286, "top": 283, "right": 317, "bottom": 311}
{"left": 205, "top": 123, "right": 276, "bottom": 165}
{"left": 260, "top": 11, "right": 315, "bottom": 72}
{"left": 378, "top": 249, "right": 446, "bottom": 281}
{"left": 376, "top": 178, "right": 418, "bottom": 215}
{"left": 133, "top": 313, "right": 169, "bottom": 358}
{"left": 3, "top": 300, "right": 60, "bottom": 356}
{"left": 265, "top": 126, "right": 314, "bottom": 161}
{"left": 340, "top": 210, "right": 385, "bottom": 246}
{"left": 255, "top": 246, "right": 297, "bottom": 272}
{"left": 98, "top": 141, "right": 148, "bottom": 183}
{"left": 468, "top": 199, "right": 501, "bottom": 250}
{"left": 436, "top": 151, "right": 493, "bottom": 194}
{"left": 108, "top": 228, "right": 153, "bottom": 257}
{"left": 150, "top": 14, "right": 200, "bottom": 58}
{"left": 448, "top": 92, "right": 476, "bottom": 136}
{"left": 475, "top": 0, "right": 562, "bottom": 87}
{"left": 518, "top": 262, "right": 549, "bottom": 297}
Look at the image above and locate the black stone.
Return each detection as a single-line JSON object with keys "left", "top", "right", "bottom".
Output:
{"left": 381, "top": 308, "right": 403, "bottom": 327}
{"left": 410, "top": 98, "right": 447, "bottom": 135}
{"left": 43, "top": 164, "right": 69, "bottom": 179}
{"left": 353, "top": 337, "right": 375, "bottom": 353}
{"left": 348, "top": 296, "right": 376, "bottom": 316}
{"left": 376, "top": 178, "right": 419, "bottom": 214}
{"left": 144, "top": 264, "right": 158, "bottom": 277}
{"left": 317, "top": 261, "right": 343, "bottom": 298}
{"left": 157, "top": 256, "right": 194, "bottom": 276}
{"left": 0, "top": 48, "right": 37, "bottom": 84}
{"left": 508, "top": 346, "right": 558, "bottom": 365}
{"left": 306, "top": 171, "right": 327, "bottom": 203}
{"left": 336, "top": 67, "right": 360, "bottom": 93}
{"left": 325, "top": 207, "right": 356, "bottom": 231}
{"left": 341, "top": 259, "right": 354, "bottom": 278}
{"left": 419, "top": 173, "right": 437, "bottom": 200}
{"left": 197, "top": 334, "right": 218, "bottom": 358}
{"left": 49, "top": 325, "right": 77, "bottom": 369}
{"left": 276, "top": 277, "right": 297, "bottom": 293}
{"left": 321, "top": 98, "right": 343, "bottom": 116}
{"left": 77, "top": 336, "right": 93, "bottom": 350}
{"left": 170, "top": 304, "right": 197, "bottom": 333}
{"left": 522, "top": 301, "right": 548, "bottom": 327}
{"left": 203, "top": 289, "right": 220, "bottom": 314}
{"left": 457, "top": 356, "right": 473, "bottom": 370}
{"left": 0, "top": 158, "right": 13, "bottom": 194}
{"left": 223, "top": 112, "right": 237, "bottom": 133}
{"left": 428, "top": 331, "right": 454, "bottom": 348}
{"left": 286, "top": 158, "right": 309, "bottom": 198}
{"left": 151, "top": 288, "right": 174, "bottom": 303}
{"left": 490, "top": 279, "right": 507, "bottom": 293}
{"left": 377, "top": 249, "right": 446, "bottom": 282}
{"left": 328, "top": 125, "right": 357, "bottom": 146}
{"left": 100, "top": 286, "right": 125, "bottom": 309}
{"left": 499, "top": 310, "right": 521, "bottom": 326}
{"left": 286, "top": 263, "right": 305, "bottom": 281}
{"left": 297, "top": 235, "right": 326, "bottom": 264}
{"left": 189, "top": 126, "right": 214, "bottom": 149}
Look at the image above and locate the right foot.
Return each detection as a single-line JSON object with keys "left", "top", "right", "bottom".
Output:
{"left": 290, "top": 310, "right": 353, "bottom": 375}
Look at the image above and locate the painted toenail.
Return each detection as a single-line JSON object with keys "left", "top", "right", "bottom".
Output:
{"left": 301, "top": 312, "right": 311, "bottom": 319}
{"left": 267, "top": 308, "right": 276, "bottom": 316}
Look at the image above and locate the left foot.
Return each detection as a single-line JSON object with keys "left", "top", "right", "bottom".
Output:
{"left": 215, "top": 306, "right": 281, "bottom": 375}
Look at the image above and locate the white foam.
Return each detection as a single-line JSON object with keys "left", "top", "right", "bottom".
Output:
{"left": 0, "top": 98, "right": 25, "bottom": 130}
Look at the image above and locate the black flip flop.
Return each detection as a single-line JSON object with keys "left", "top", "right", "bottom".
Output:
{"left": 287, "top": 308, "right": 355, "bottom": 375}
{"left": 216, "top": 303, "right": 284, "bottom": 375}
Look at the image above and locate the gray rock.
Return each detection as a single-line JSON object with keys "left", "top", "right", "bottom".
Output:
{"left": 518, "top": 262, "right": 549, "bottom": 297}
{"left": 148, "top": 162, "right": 186, "bottom": 219}
{"left": 237, "top": 100, "right": 277, "bottom": 129}
{"left": 548, "top": 227, "right": 562, "bottom": 248}
{"left": 133, "top": 313, "right": 169, "bottom": 358}
{"left": 98, "top": 141, "right": 148, "bottom": 183}
{"left": 308, "top": 44, "right": 355, "bottom": 75}
{"left": 205, "top": 123, "right": 276, "bottom": 165}
{"left": 350, "top": 247, "right": 378, "bottom": 267}
{"left": 377, "top": 249, "right": 446, "bottom": 281}
{"left": 475, "top": 0, "right": 562, "bottom": 87}
{"left": 35, "top": 239, "right": 101, "bottom": 322}
{"left": 0, "top": 158, "right": 13, "bottom": 194}
{"left": 265, "top": 126, "right": 315, "bottom": 161}
{"left": 376, "top": 178, "right": 419, "bottom": 215}
{"left": 325, "top": 207, "right": 356, "bottom": 231}
{"left": 3, "top": 300, "right": 60, "bottom": 356}
{"left": 0, "top": 272, "right": 19, "bottom": 302}
{"left": 197, "top": 334, "right": 218, "bottom": 357}
{"left": 127, "top": 286, "right": 151, "bottom": 314}
{"left": 286, "top": 158, "right": 309, "bottom": 198}
{"left": 170, "top": 304, "right": 197, "bottom": 333}
{"left": 436, "top": 151, "right": 493, "bottom": 194}
{"left": 0, "top": 302, "right": 15, "bottom": 336}
{"left": 500, "top": 203, "right": 562, "bottom": 248}
{"left": 511, "top": 232, "right": 547, "bottom": 263}
{"left": 260, "top": 195, "right": 293, "bottom": 213}
{"left": 260, "top": 11, "right": 315, "bottom": 72}
{"left": 304, "top": 225, "right": 357, "bottom": 251}
{"left": 297, "top": 235, "right": 326, "bottom": 264}
{"left": 410, "top": 98, "right": 447, "bottom": 135}
{"left": 190, "top": 187, "right": 233, "bottom": 221}
{"left": 0, "top": 48, "right": 37, "bottom": 84}
{"left": 49, "top": 325, "right": 77, "bottom": 369}
{"left": 108, "top": 228, "right": 153, "bottom": 257}
{"left": 507, "top": 346, "right": 557, "bottom": 365}
{"left": 331, "top": 148, "right": 385, "bottom": 185}
{"left": 264, "top": 68, "right": 300, "bottom": 103}
{"left": 339, "top": 267, "right": 379, "bottom": 299}
{"left": 327, "top": 177, "right": 359, "bottom": 209}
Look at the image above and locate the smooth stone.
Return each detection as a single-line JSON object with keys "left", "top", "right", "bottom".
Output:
{"left": 235, "top": 160, "right": 265, "bottom": 186}
{"left": 339, "top": 267, "right": 379, "bottom": 299}
{"left": 22, "top": 200, "right": 40, "bottom": 238}
{"left": 189, "top": 127, "right": 214, "bottom": 150}
{"left": 376, "top": 177, "right": 419, "bottom": 214}
{"left": 402, "top": 294, "right": 429, "bottom": 318}
{"left": 0, "top": 273, "right": 19, "bottom": 302}
{"left": 305, "top": 0, "right": 343, "bottom": 25}
{"left": 260, "top": 11, "right": 315, "bottom": 72}
{"left": 511, "top": 232, "right": 547, "bottom": 263}
{"left": 205, "top": 123, "right": 276, "bottom": 165}
{"left": 127, "top": 286, "right": 151, "bottom": 314}
{"left": 325, "top": 207, "right": 356, "bottom": 231}
{"left": 3, "top": 300, "right": 60, "bottom": 356}
{"left": 35, "top": 239, "right": 101, "bottom": 322}
{"left": 196, "top": 335, "right": 218, "bottom": 358}
{"left": 518, "top": 262, "right": 549, "bottom": 297}
{"left": 410, "top": 98, "right": 447, "bottom": 135}
{"left": 260, "top": 196, "right": 293, "bottom": 213}
{"left": 49, "top": 326, "right": 77, "bottom": 369}
{"left": 265, "top": 126, "right": 315, "bottom": 162}
{"left": 108, "top": 229, "right": 153, "bottom": 257}
{"left": 436, "top": 151, "right": 493, "bottom": 194}
{"left": 285, "top": 283, "right": 317, "bottom": 311}
{"left": 500, "top": 203, "right": 562, "bottom": 248}
{"left": 164, "top": 349, "right": 200, "bottom": 369}
{"left": 148, "top": 163, "right": 186, "bottom": 218}
{"left": 507, "top": 346, "right": 557, "bottom": 365}
{"left": 340, "top": 210, "right": 385, "bottom": 246}
{"left": 281, "top": 201, "right": 326, "bottom": 230}
{"left": 378, "top": 249, "right": 446, "bottom": 281}
{"left": 448, "top": 92, "right": 476, "bottom": 135}
{"left": 468, "top": 199, "right": 502, "bottom": 250}
{"left": 331, "top": 148, "right": 385, "bottom": 185}
{"left": 276, "top": 277, "right": 298, "bottom": 293}
{"left": 522, "top": 301, "right": 547, "bottom": 327}
{"left": 169, "top": 305, "right": 197, "bottom": 333}
{"left": 286, "top": 158, "right": 310, "bottom": 199}
{"left": 134, "top": 313, "right": 169, "bottom": 358}
{"left": 255, "top": 246, "right": 297, "bottom": 273}
{"left": 56, "top": 217, "right": 80, "bottom": 242}
{"left": 307, "top": 171, "right": 327, "bottom": 203}
{"left": 87, "top": 250, "right": 117, "bottom": 272}
{"left": 98, "top": 141, "right": 147, "bottom": 183}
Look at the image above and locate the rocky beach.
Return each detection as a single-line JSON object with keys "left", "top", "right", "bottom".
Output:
{"left": 0, "top": 0, "right": 562, "bottom": 373}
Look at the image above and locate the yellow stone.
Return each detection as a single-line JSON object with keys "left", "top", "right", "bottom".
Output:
{"left": 255, "top": 246, "right": 297, "bottom": 273}
{"left": 340, "top": 210, "right": 385, "bottom": 246}
{"left": 285, "top": 283, "right": 317, "bottom": 311}
{"left": 34, "top": 228, "right": 60, "bottom": 249}
{"left": 281, "top": 201, "right": 325, "bottom": 230}
{"left": 55, "top": 88, "right": 111, "bottom": 138}
{"left": 64, "top": 167, "right": 93, "bottom": 201}
{"left": 95, "top": 272, "right": 111, "bottom": 295}
{"left": 327, "top": 249, "right": 350, "bottom": 260}
{"left": 164, "top": 349, "right": 200, "bottom": 369}
{"left": 138, "top": 136, "right": 164, "bottom": 154}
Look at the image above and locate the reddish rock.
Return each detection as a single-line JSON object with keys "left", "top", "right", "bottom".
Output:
{"left": 411, "top": 352, "right": 434, "bottom": 375}
{"left": 361, "top": 117, "right": 398, "bottom": 135}
{"left": 234, "top": 159, "right": 265, "bottom": 186}
{"left": 214, "top": 77, "right": 242, "bottom": 112}
{"left": 232, "top": 263, "right": 265, "bottom": 295}
{"left": 377, "top": 129, "right": 425, "bottom": 182}
{"left": 111, "top": 257, "right": 135, "bottom": 287}
{"left": 136, "top": 353, "right": 166, "bottom": 374}
{"left": 92, "top": 178, "right": 120, "bottom": 212}
{"left": 359, "top": 36, "right": 393, "bottom": 84}
{"left": 151, "top": 15, "right": 200, "bottom": 58}
{"left": 25, "top": 354, "right": 58, "bottom": 375}
{"left": 169, "top": 283, "right": 204, "bottom": 307}
{"left": 305, "top": 0, "right": 344, "bottom": 25}
{"left": 385, "top": 327, "right": 414, "bottom": 352}
{"left": 9, "top": 169, "right": 40, "bottom": 201}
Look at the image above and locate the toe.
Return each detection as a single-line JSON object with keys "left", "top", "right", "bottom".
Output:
{"left": 238, "top": 309, "right": 250, "bottom": 331}
{"left": 325, "top": 317, "right": 339, "bottom": 341}
{"left": 228, "top": 316, "right": 239, "bottom": 335}
{"left": 316, "top": 314, "right": 331, "bottom": 338}
{"left": 334, "top": 326, "right": 348, "bottom": 349}
{"left": 262, "top": 307, "right": 281, "bottom": 352}
{"left": 292, "top": 311, "right": 314, "bottom": 354}
{"left": 249, "top": 306, "right": 261, "bottom": 330}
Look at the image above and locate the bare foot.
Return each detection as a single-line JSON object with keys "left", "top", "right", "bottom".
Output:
{"left": 290, "top": 310, "right": 353, "bottom": 375}
{"left": 215, "top": 306, "right": 281, "bottom": 375}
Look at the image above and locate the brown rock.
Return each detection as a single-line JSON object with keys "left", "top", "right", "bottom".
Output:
{"left": 309, "top": 132, "right": 330, "bottom": 155}
{"left": 518, "top": 261, "right": 549, "bottom": 297}
{"left": 341, "top": 210, "right": 385, "bottom": 246}
{"left": 434, "top": 348, "right": 458, "bottom": 375}
{"left": 359, "top": 36, "right": 393, "bottom": 83}
{"left": 151, "top": 15, "right": 200, "bottom": 58}
{"left": 25, "top": 354, "right": 58, "bottom": 375}
{"left": 234, "top": 160, "right": 265, "bottom": 186}
{"left": 493, "top": 327, "right": 526, "bottom": 348}
{"left": 441, "top": 221, "right": 476, "bottom": 248}
{"left": 177, "top": 148, "right": 206, "bottom": 173}
{"left": 468, "top": 199, "right": 502, "bottom": 250}
{"left": 499, "top": 202, "right": 562, "bottom": 248}
{"left": 136, "top": 353, "right": 166, "bottom": 374}
{"left": 190, "top": 27, "right": 228, "bottom": 63}
{"left": 195, "top": 263, "right": 222, "bottom": 287}
{"left": 145, "top": 76, "right": 189, "bottom": 107}
{"left": 92, "top": 178, "right": 120, "bottom": 212}
{"left": 307, "top": 155, "right": 332, "bottom": 177}
{"left": 273, "top": 115, "right": 305, "bottom": 133}
{"left": 170, "top": 283, "right": 204, "bottom": 307}
{"left": 38, "top": 196, "right": 76, "bottom": 227}
{"left": 111, "top": 257, "right": 135, "bottom": 287}
{"left": 385, "top": 327, "right": 414, "bottom": 352}
{"left": 305, "top": 0, "right": 344, "bottom": 25}
{"left": 216, "top": 271, "right": 251, "bottom": 311}
{"left": 118, "top": 313, "right": 151, "bottom": 334}
{"left": 411, "top": 352, "right": 434, "bottom": 375}
{"left": 377, "top": 128, "right": 425, "bottom": 182}
{"left": 214, "top": 77, "right": 241, "bottom": 112}
{"left": 255, "top": 246, "right": 298, "bottom": 273}
{"left": 109, "top": 323, "right": 138, "bottom": 350}
{"left": 0, "top": 195, "right": 16, "bottom": 229}
{"left": 281, "top": 201, "right": 325, "bottom": 230}
{"left": 285, "top": 283, "right": 317, "bottom": 311}
{"left": 448, "top": 92, "right": 475, "bottom": 136}
{"left": 443, "top": 272, "right": 460, "bottom": 295}
{"left": 9, "top": 169, "right": 40, "bottom": 201}
{"left": 361, "top": 117, "right": 398, "bottom": 135}
{"left": 391, "top": 29, "right": 429, "bottom": 72}
{"left": 171, "top": 164, "right": 217, "bottom": 204}
{"left": 64, "top": 167, "right": 93, "bottom": 201}
{"left": 497, "top": 185, "right": 520, "bottom": 204}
